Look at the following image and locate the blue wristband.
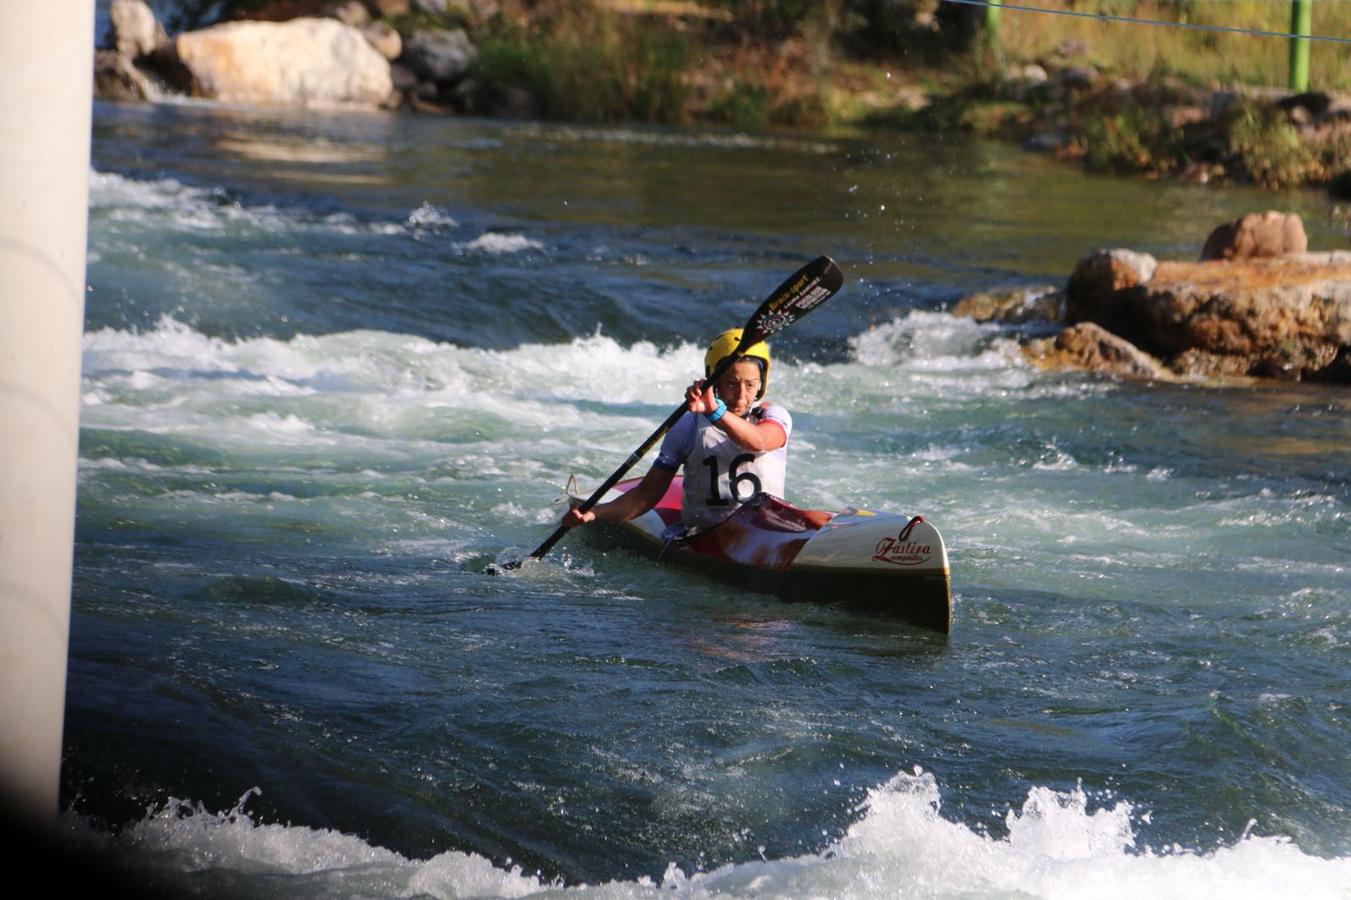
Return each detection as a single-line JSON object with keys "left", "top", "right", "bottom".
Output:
{"left": 706, "top": 398, "right": 727, "bottom": 423}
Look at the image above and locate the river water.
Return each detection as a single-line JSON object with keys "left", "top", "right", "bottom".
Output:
{"left": 66, "top": 99, "right": 1350, "bottom": 897}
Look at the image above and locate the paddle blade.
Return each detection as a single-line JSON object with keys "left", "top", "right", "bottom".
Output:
{"left": 742, "top": 256, "right": 844, "bottom": 346}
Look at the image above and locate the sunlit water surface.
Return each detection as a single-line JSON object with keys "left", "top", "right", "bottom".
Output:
{"left": 64, "top": 100, "right": 1350, "bottom": 898}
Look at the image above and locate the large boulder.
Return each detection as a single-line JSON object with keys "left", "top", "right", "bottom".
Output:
{"left": 1066, "top": 250, "right": 1351, "bottom": 381}
{"left": 1068, "top": 248, "right": 1157, "bottom": 299}
{"left": 1065, "top": 248, "right": 1159, "bottom": 342}
{"left": 107, "top": 0, "right": 166, "bottom": 59}
{"left": 173, "top": 17, "right": 393, "bottom": 110}
{"left": 1200, "top": 211, "right": 1307, "bottom": 261}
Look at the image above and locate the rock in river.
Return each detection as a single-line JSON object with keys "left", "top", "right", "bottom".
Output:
{"left": 173, "top": 17, "right": 393, "bottom": 110}
{"left": 1066, "top": 248, "right": 1351, "bottom": 382}
{"left": 1024, "top": 322, "right": 1176, "bottom": 381}
{"left": 1200, "top": 211, "right": 1308, "bottom": 261}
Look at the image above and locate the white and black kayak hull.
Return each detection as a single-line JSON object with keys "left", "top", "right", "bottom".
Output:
{"left": 569, "top": 476, "right": 952, "bottom": 631}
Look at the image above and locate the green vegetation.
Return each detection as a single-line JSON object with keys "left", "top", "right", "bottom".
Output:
{"left": 159, "top": 0, "right": 1351, "bottom": 191}
{"left": 1227, "top": 102, "right": 1319, "bottom": 189}
{"left": 1082, "top": 105, "right": 1185, "bottom": 175}
{"left": 706, "top": 81, "right": 774, "bottom": 130}
{"left": 995, "top": 0, "right": 1351, "bottom": 91}
{"left": 473, "top": 8, "right": 691, "bottom": 123}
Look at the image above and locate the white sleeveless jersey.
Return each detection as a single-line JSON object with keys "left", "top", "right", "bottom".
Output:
{"left": 680, "top": 403, "right": 789, "bottom": 530}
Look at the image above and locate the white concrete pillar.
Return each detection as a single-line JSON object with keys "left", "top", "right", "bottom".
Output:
{"left": 0, "top": 3, "right": 94, "bottom": 828}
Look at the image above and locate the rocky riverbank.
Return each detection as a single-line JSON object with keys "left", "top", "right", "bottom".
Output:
{"left": 894, "top": 64, "right": 1351, "bottom": 196}
{"left": 96, "top": 0, "right": 483, "bottom": 113}
{"left": 955, "top": 212, "right": 1351, "bottom": 385}
{"left": 94, "top": 1, "right": 1351, "bottom": 196}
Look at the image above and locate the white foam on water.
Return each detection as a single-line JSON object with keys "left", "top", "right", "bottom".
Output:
{"left": 89, "top": 170, "right": 464, "bottom": 241}
{"left": 65, "top": 790, "right": 553, "bottom": 897}
{"left": 1213, "top": 492, "right": 1343, "bottom": 529}
{"left": 79, "top": 307, "right": 1080, "bottom": 454}
{"left": 63, "top": 772, "right": 1351, "bottom": 900}
{"left": 1032, "top": 445, "right": 1079, "bottom": 471}
{"left": 91, "top": 169, "right": 300, "bottom": 234}
{"left": 492, "top": 501, "right": 564, "bottom": 525}
{"left": 461, "top": 233, "right": 545, "bottom": 254}
{"left": 77, "top": 321, "right": 720, "bottom": 489}
{"left": 835, "top": 310, "right": 1097, "bottom": 408}
{"left": 91, "top": 170, "right": 204, "bottom": 212}
{"left": 850, "top": 311, "right": 1017, "bottom": 372}
{"left": 82, "top": 319, "right": 703, "bottom": 408}
{"left": 406, "top": 201, "right": 459, "bottom": 229}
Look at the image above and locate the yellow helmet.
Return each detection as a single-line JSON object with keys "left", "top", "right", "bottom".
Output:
{"left": 704, "top": 328, "right": 770, "bottom": 399}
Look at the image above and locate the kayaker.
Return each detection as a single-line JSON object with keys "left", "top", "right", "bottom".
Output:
{"left": 561, "top": 328, "right": 791, "bottom": 535}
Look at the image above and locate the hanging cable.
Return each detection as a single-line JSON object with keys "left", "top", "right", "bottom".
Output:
{"left": 938, "top": 0, "right": 1351, "bottom": 45}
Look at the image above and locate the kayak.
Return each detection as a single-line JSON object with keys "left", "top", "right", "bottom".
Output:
{"left": 567, "top": 475, "right": 952, "bottom": 631}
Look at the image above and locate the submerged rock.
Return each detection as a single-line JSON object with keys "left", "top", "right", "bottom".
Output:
{"left": 173, "top": 17, "right": 393, "bottom": 110}
{"left": 1024, "top": 322, "right": 1175, "bottom": 381}
{"left": 952, "top": 285, "right": 1063, "bottom": 324}
{"left": 96, "top": 0, "right": 170, "bottom": 102}
{"left": 94, "top": 49, "right": 160, "bottom": 102}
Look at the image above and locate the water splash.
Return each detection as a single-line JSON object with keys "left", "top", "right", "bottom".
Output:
{"left": 61, "top": 772, "right": 1351, "bottom": 899}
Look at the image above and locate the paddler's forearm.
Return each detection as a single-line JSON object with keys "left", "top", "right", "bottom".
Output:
{"left": 586, "top": 490, "right": 650, "bottom": 523}
{"left": 714, "top": 412, "right": 786, "bottom": 453}
{"left": 568, "top": 467, "right": 669, "bottom": 527}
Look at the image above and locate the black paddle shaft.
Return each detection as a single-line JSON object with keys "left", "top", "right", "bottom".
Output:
{"left": 516, "top": 256, "right": 844, "bottom": 567}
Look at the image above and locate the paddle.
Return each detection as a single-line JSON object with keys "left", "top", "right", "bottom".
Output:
{"left": 503, "top": 255, "right": 844, "bottom": 571}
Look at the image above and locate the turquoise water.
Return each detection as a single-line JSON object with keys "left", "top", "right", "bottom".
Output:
{"left": 65, "top": 100, "right": 1350, "bottom": 897}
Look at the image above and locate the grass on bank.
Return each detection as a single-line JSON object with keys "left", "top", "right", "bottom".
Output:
{"left": 994, "top": 0, "right": 1351, "bottom": 92}
{"left": 469, "top": 1, "right": 840, "bottom": 127}
{"left": 473, "top": 9, "right": 693, "bottom": 123}
{"left": 464, "top": 1, "right": 1351, "bottom": 127}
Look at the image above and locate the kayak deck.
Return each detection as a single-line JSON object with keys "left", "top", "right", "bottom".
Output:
{"left": 570, "top": 476, "right": 952, "bottom": 632}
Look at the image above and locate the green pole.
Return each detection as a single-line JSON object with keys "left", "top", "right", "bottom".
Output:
{"left": 1289, "top": 0, "right": 1312, "bottom": 92}
{"left": 985, "top": 0, "right": 1003, "bottom": 69}
{"left": 986, "top": 0, "right": 1002, "bottom": 40}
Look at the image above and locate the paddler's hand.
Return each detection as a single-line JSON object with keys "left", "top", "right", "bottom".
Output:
{"left": 685, "top": 381, "right": 717, "bottom": 415}
{"left": 561, "top": 507, "right": 596, "bottom": 529}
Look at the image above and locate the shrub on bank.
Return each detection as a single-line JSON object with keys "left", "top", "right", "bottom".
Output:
{"left": 471, "top": 9, "right": 691, "bottom": 123}
{"left": 1226, "top": 102, "right": 1321, "bottom": 189}
{"left": 1082, "top": 108, "right": 1160, "bottom": 174}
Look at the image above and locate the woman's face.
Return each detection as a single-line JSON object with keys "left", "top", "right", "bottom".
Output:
{"left": 715, "top": 359, "right": 763, "bottom": 416}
